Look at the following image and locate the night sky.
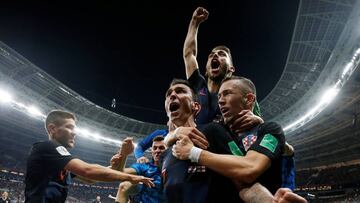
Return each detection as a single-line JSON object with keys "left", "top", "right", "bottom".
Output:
{"left": 0, "top": 1, "right": 299, "bottom": 124}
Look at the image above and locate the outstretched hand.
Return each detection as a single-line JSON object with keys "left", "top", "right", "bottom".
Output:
{"left": 128, "top": 174, "right": 155, "bottom": 188}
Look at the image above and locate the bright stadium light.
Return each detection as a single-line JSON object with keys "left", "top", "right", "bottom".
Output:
{"left": 27, "top": 106, "right": 44, "bottom": 118}
{"left": 75, "top": 127, "right": 130, "bottom": 146}
{"left": 356, "top": 48, "right": 360, "bottom": 55}
{"left": 0, "top": 89, "right": 13, "bottom": 103}
{"left": 319, "top": 87, "right": 339, "bottom": 105}
{"left": 91, "top": 133, "right": 102, "bottom": 141}
{"left": 284, "top": 47, "right": 360, "bottom": 133}
{"left": 342, "top": 62, "right": 353, "bottom": 78}
{"left": 0, "top": 87, "right": 139, "bottom": 146}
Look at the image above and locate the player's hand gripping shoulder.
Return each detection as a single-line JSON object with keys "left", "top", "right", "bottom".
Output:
{"left": 228, "top": 110, "right": 264, "bottom": 133}
{"left": 172, "top": 136, "right": 194, "bottom": 160}
{"left": 175, "top": 127, "right": 208, "bottom": 149}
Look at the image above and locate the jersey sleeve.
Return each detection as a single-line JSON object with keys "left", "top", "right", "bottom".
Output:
{"left": 130, "top": 163, "right": 145, "bottom": 175}
{"left": 200, "top": 123, "right": 234, "bottom": 155}
{"left": 134, "top": 129, "right": 168, "bottom": 159}
{"left": 248, "top": 122, "right": 285, "bottom": 161}
{"left": 36, "top": 141, "right": 75, "bottom": 171}
{"left": 187, "top": 69, "right": 206, "bottom": 91}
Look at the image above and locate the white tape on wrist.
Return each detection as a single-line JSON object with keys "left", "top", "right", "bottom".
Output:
{"left": 172, "top": 128, "right": 180, "bottom": 140}
{"left": 189, "top": 146, "right": 202, "bottom": 163}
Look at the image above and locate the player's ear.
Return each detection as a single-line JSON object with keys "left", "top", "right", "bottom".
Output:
{"left": 47, "top": 123, "right": 57, "bottom": 138}
{"left": 192, "top": 102, "right": 201, "bottom": 116}
{"left": 246, "top": 93, "right": 256, "bottom": 106}
{"left": 229, "top": 66, "right": 235, "bottom": 73}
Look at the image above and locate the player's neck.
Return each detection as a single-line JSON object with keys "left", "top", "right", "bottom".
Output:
{"left": 207, "top": 79, "right": 220, "bottom": 93}
{"left": 176, "top": 116, "right": 197, "bottom": 128}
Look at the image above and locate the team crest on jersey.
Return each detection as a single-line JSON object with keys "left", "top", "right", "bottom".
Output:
{"left": 242, "top": 134, "right": 257, "bottom": 151}
{"left": 199, "top": 88, "right": 207, "bottom": 96}
{"left": 56, "top": 146, "right": 71, "bottom": 156}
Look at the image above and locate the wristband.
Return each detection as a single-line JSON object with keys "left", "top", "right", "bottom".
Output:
{"left": 172, "top": 128, "right": 180, "bottom": 140}
{"left": 189, "top": 146, "right": 202, "bottom": 163}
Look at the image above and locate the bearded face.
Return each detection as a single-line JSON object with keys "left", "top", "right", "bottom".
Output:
{"left": 205, "top": 49, "right": 234, "bottom": 82}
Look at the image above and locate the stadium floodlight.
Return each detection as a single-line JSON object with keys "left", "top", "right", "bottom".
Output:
{"left": 283, "top": 47, "right": 360, "bottom": 133}
{"left": 283, "top": 87, "right": 339, "bottom": 132}
{"left": 27, "top": 105, "right": 44, "bottom": 118}
{"left": 356, "top": 48, "right": 360, "bottom": 55}
{"left": 319, "top": 86, "right": 339, "bottom": 105}
{"left": 75, "top": 127, "right": 129, "bottom": 146}
{"left": 0, "top": 88, "right": 137, "bottom": 146}
{"left": 0, "top": 89, "right": 12, "bottom": 103}
{"left": 342, "top": 62, "right": 353, "bottom": 78}
{"left": 76, "top": 127, "right": 91, "bottom": 137}
{"left": 91, "top": 133, "right": 102, "bottom": 141}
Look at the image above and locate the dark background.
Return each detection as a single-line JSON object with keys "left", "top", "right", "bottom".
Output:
{"left": 0, "top": 1, "right": 299, "bottom": 124}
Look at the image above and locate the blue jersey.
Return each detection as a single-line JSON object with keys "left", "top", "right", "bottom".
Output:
{"left": 282, "top": 155, "right": 296, "bottom": 190}
{"left": 161, "top": 148, "right": 211, "bottom": 203}
{"left": 134, "top": 129, "right": 168, "bottom": 159}
{"left": 161, "top": 124, "right": 241, "bottom": 203}
{"left": 188, "top": 70, "right": 221, "bottom": 124}
{"left": 131, "top": 162, "right": 164, "bottom": 203}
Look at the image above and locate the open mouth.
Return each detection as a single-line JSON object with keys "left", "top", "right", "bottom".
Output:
{"left": 220, "top": 107, "right": 229, "bottom": 115}
{"left": 169, "top": 102, "right": 180, "bottom": 112}
{"left": 211, "top": 59, "right": 220, "bottom": 70}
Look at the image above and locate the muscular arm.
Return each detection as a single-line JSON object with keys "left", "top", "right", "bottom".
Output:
{"left": 65, "top": 158, "right": 136, "bottom": 182}
{"left": 240, "top": 183, "right": 274, "bottom": 203}
{"left": 65, "top": 159, "right": 155, "bottom": 188}
{"left": 183, "top": 7, "right": 208, "bottom": 79}
{"left": 199, "top": 150, "right": 271, "bottom": 184}
{"left": 115, "top": 153, "right": 138, "bottom": 175}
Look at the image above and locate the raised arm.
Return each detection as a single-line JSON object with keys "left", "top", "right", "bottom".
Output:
{"left": 111, "top": 137, "right": 136, "bottom": 173}
{"left": 183, "top": 7, "right": 209, "bottom": 79}
{"left": 134, "top": 129, "right": 167, "bottom": 163}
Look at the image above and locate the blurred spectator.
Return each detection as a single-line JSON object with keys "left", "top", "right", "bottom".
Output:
{"left": 0, "top": 191, "right": 11, "bottom": 203}
{"left": 93, "top": 195, "right": 101, "bottom": 203}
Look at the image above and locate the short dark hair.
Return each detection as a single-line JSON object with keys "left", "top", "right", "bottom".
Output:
{"left": 168, "top": 78, "right": 199, "bottom": 102}
{"left": 212, "top": 45, "right": 233, "bottom": 66}
{"left": 222, "top": 76, "right": 256, "bottom": 95}
{"left": 45, "top": 110, "right": 76, "bottom": 132}
{"left": 152, "top": 135, "right": 165, "bottom": 142}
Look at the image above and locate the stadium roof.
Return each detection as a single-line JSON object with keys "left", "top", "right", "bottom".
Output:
{"left": 1, "top": 0, "right": 360, "bottom": 168}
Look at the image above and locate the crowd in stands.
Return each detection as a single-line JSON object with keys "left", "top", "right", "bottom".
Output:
{"left": 296, "top": 164, "right": 360, "bottom": 188}
{"left": 2, "top": 162, "right": 360, "bottom": 202}
{"left": 0, "top": 169, "right": 118, "bottom": 203}
{"left": 295, "top": 164, "right": 360, "bottom": 203}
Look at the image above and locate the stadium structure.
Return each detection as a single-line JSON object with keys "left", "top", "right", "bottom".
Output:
{"left": 1, "top": 0, "right": 360, "bottom": 202}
